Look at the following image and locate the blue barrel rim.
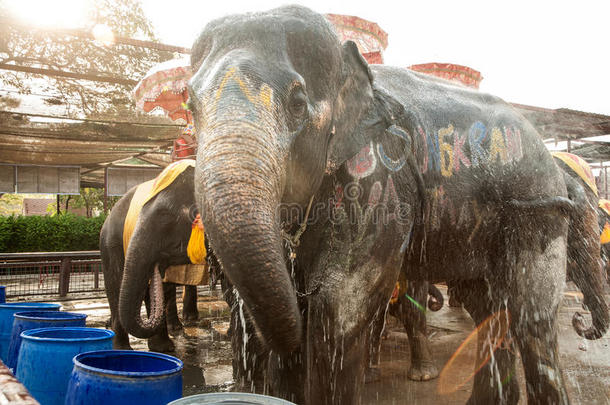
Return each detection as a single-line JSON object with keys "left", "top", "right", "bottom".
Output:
{"left": 13, "top": 311, "right": 87, "bottom": 321}
{"left": 20, "top": 327, "right": 114, "bottom": 342}
{"left": 73, "top": 350, "right": 184, "bottom": 378}
{"left": 0, "top": 302, "right": 61, "bottom": 310}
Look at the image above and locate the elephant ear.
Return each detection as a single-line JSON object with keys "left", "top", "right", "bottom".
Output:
{"left": 326, "top": 40, "right": 377, "bottom": 173}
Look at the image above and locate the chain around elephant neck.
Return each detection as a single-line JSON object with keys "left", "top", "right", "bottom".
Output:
{"left": 281, "top": 195, "right": 315, "bottom": 254}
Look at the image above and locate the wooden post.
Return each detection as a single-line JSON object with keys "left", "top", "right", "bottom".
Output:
{"left": 567, "top": 139, "right": 571, "bottom": 152}
{"left": 56, "top": 194, "right": 60, "bottom": 215}
{"left": 59, "top": 257, "right": 71, "bottom": 297}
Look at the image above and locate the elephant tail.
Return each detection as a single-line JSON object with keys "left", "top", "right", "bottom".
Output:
{"left": 427, "top": 284, "right": 443, "bottom": 312}
{"left": 506, "top": 196, "right": 575, "bottom": 214}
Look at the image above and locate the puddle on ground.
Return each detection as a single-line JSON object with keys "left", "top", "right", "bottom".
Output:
{"left": 26, "top": 283, "right": 608, "bottom": 404}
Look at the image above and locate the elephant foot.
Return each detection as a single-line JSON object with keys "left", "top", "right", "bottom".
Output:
{"left": 449, "top": 295, "right": 463, "bottom": 308}
{"left": 113, "top": 339, "right": 133, "bottom": 351}
{"left": 407, "top": 361, "right": 439, "bottom": 381}
{"left": 183, "top": 311, "right": 199, "bottom": 326}
{"left": 364, "top": 366, "right": 381, "bottom": 384}
{"left": 167, "top": 320, "right": 184, "bottom": 335}
{"left": 148, "top": 336, "right": 175, "bottom": 353}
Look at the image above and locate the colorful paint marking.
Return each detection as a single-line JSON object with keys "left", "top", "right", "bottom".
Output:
{"left": 423, "top": 121, "right": 523, "bottom": 175}
{"left": 346, "top": 141, "right": 377, "bottom": 179}
{"left": 376, "top": 125, "right": 411, "bottom": 172}
{"left": 215, "top": 67, "right": 274, "bottom": 112}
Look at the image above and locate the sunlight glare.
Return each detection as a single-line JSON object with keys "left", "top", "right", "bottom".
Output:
{"left": 6, "top": 0, "right": 91, "bottom": 29}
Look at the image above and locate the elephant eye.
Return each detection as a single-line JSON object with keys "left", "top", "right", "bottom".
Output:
{"left": 288, "top": 86, "right": 308, "bottom": 119}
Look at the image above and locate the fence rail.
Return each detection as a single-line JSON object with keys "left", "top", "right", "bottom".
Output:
{"left": 0, "top": 251, "right": 103, "bottom": 299}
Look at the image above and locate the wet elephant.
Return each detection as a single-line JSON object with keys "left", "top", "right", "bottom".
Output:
{"left": 100, "top": 161, "right": 202, "bottom": 352}
{"left": 187, "top": 6, "right": 608, "bottom": 404}
{"left": 552, "top": 152, "right": 609, "bottom": 338}
{"left": 403, "top": 152, "right": 610, "bottom": 389}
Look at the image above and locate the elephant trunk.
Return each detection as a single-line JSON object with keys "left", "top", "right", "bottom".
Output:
{"left": 196, "top": 123, "right": 302, "bottom": 354}
{"left": 119, "top": 255, "right": 164, "bottom": 339}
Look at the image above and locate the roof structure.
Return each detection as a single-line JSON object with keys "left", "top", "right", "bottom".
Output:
{"left": 2, "top": 21, "right": 609, "bottom": 192}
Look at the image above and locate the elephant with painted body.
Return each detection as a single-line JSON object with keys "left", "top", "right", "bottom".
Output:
{"left": 100, "top": 162, "right": 201, "bottom": 352}
{"left": 185, "top": 6, "right": 607, "bottom": 404}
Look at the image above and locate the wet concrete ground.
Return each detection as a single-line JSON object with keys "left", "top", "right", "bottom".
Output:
{"left": 53, "top": 283, "right": 609, "bottom": 404}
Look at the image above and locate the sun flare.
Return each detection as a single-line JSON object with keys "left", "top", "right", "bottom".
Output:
{"left": 5, "top": 0, "right": 92, "bottom": 29}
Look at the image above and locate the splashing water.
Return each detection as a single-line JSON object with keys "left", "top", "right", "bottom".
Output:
{"left": 234, "top": 287, "right": 249, "bottom": 372}
{"left": 438, "top": 309, "right": 511, "bottom": 395}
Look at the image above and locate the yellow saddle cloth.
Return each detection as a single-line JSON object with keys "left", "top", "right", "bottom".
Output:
{"left": 552, "top": 152, "right": 598, "bottom": 197}
{"left": 122, "top": 159, "right": 209, "bottom": 285}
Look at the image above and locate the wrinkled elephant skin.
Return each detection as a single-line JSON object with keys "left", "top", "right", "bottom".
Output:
{"left": 189, "top": 6, "right": 607, "bottom": 404}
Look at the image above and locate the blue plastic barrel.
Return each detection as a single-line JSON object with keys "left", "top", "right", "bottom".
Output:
{"left": 65, "top": 350, "right": 183, "bottom": 405}
{"left": 0, "top": 286, "right": 6, "bottom": 303}
{"left": 0, "top": 302, "right": 61, "bottom": 361}
{"left": 168, "top": 393, "right": 297, "bottom": 404}
{"left": 6, "top": 311, "right": 87, "bottom": 372}
{"left": 16, "top": 327, "right": 114, "bottom": 405}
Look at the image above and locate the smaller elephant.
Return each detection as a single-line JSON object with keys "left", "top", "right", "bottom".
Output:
{"left": 100, "top": 160, "right": 206, "bottom": 352}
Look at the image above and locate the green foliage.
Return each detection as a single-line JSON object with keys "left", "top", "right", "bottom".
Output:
{"left": 0, "top": 213, "right": 106, "bottom": 252}
{"left": 0, "top": 193, "right": 23, "bottom": 216}
{"left": 0, "top": 0, "right": 175, "bottom": 116}
{"left": 45, "top": 188, "right": 119, "bottom": 217}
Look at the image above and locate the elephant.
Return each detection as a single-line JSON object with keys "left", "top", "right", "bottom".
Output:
{"left": 398, "top": 151, "right": 610, "bottom": 386}
{"left": 181, "top": 5, "right": 609, "bottom": 404}
{"left": 100, "top": 160, "right": 202, "bottom": 352}
{"left": 552, "top": 152, "right": 609, "bottom": 337}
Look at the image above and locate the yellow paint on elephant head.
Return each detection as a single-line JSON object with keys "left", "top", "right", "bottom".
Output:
{"left": 551, "top": 152, "right": 598, "bottom": 197}
{"left": 215, "top": 67, "right": 273, "bottom": 112}
{"left": 122, "top": 159, "right": 198, "bottom": 257}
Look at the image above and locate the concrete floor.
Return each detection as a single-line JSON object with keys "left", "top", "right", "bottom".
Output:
{"left": 55, "top": 283, "right": 609, "bottom": 404}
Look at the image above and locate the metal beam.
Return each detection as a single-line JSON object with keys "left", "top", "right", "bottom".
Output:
{"left": 0, "top": 63, "right": 138, "bottom": 86}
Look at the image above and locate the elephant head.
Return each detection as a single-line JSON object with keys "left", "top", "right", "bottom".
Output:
{"left": 119, "top": 164, "right": 199, "bottom": 338}
{"left": 188, "top": 6, "right": 379, "bottom": 355}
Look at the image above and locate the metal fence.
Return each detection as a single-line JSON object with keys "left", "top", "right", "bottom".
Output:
{"left": 0, "top": 251, "right": 104, "bottom": 299}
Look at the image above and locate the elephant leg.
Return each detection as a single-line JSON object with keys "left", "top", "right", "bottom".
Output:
{"left": 399, "top": 280, "right": 438, "bottom": 381}
{"left": 447, "top": 283, "right": 463, "bottom": 308}
{"left": 144, "top": 287, "right": 175, "bottom": 353}
{"left": 508, "top": 237, "right": 569, "bottom": 405}
{"left": 453, "top": 280, "right": 519, "bottom": 405}
{"left": 364, "top": 304, "right": 387, "bottom": 383}
{"left": 164, "top": 283, "right": 183, "bottom": 335}
{"left": 102, "top": 256, "right": 132, "bottom": 350}
{"left": 182, "top": 285, "right": 199, "bottom": 324}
